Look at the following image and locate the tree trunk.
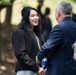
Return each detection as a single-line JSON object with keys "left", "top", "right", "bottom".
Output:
{"left": 4, "top": 5, "right": 12, "bottom": 26}
{"left": 0, "top": 10, "right": 2, "bottom": 63}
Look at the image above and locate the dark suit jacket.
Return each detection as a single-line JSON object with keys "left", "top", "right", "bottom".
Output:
{"left": 37, "top": 17, "right": 76, "bottom": 75}
{"left": 12, "top": 26, "right": 39, "bottom": 72}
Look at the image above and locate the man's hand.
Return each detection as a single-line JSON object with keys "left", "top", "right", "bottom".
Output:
{"left": 36, "top": 56, "right": 40, "bottom": 64}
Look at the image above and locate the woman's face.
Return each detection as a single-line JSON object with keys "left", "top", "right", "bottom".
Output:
{"left": 29, "top": 9, "right": 39, "bottom": 27}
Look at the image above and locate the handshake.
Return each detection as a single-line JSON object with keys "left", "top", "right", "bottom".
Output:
{"left": 36, "top": 56, "right": 47, "bottom": 75}
{"left": 37, "top": 67, "right": 46, "bottom": 75}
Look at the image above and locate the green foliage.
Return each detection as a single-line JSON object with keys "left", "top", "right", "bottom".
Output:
{"left": 73, "top": 0, "right": 76, "bottom": 2}
{"left": 66, "top": 0, "right": 76, "bottom": 3}
{"left": 0, "top": 0, "right": 11, "bottom": 5}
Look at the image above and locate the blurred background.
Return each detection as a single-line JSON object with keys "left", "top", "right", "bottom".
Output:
{"left": 0, "top": 0, "right": 76, "bottom": 75}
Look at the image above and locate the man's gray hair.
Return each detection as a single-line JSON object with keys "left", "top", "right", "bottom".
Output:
{"left": 56, "top": 1, "right": 72, "bottom": 15}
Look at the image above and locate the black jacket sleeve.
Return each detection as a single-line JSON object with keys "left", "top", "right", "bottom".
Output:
{"left": 12, "top": 30, "right": 39, "bottom": 72}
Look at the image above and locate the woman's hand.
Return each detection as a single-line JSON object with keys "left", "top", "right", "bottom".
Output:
{"left": 37, "top": 67, "right": 46, "bottom": 75}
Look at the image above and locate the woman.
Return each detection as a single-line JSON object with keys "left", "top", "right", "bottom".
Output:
{"left": 12, "top": 6, "right": 44, "bottom": 75}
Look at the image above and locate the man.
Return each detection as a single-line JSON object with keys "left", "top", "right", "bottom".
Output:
{"left": 42, "top": 7, "right": 52, "bottom": 42}
{"left": 36, "top": 1, "right": 76, "bottom": 75}
{"left": 37, "top": 0, "right": 44, "bottom": 19}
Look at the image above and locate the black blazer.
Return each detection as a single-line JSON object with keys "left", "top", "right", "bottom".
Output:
{"left": 37, "top": 17, "right": 76, "bottom": 75}
{"left": 12, "top": 26, "right": 40, "bottom": 72}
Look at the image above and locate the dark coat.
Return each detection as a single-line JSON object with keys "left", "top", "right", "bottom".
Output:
{"left": 42, "top": 16, "right": 52, "bottom": 42}
{"left": 12, "top": 25, "right": 40, "bottom": 73}
{"left": 37, "top": 17, "right": 76, "bottom": 75}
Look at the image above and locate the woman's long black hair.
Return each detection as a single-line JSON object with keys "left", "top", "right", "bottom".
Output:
{"left": 18, "top": 6, "right": 41, "bottom": 38}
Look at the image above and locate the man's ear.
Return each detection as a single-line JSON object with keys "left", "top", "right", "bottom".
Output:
{"left": 58, "top": 10, "right": 61, "bottom": 17}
